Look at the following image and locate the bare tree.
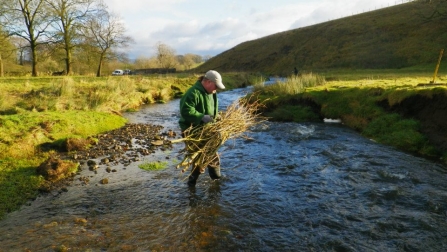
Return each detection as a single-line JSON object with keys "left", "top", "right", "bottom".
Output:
{"left": 82, "top": 7, "right": 132, "bottom": 77}
{"left": 0, "top": 0, "right": 55, "bottom": 76}
{"left": 134, "top": 56, "right": 158, "bottom": 69}
{"left": 203, "top": 54, "right": 212, "bottom": 62}
{"left": 46, "top": 0, "right": 95, "bottom": 75}
{"left": 11, "top": 37, "right": 31, "bottom": 65}
{"left": 155, "top": 42, "right": 177, "bottom": 69}
{"left": 0, "top": 27, "right": 12, "bottom": 76}
{"left": 182, "top": 53, "right": 198, "bottom": 70}
{"left": 191, "top": 54, "right": 203, "bottom": 64}
{"left": 75, "top": 41, "right": 98, "bottom": 74}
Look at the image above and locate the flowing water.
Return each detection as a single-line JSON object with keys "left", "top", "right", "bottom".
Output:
{"left": 1, "top": 85, "right": 447, "bottom": 252}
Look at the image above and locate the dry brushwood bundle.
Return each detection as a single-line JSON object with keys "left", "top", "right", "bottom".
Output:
{"left": 172, "top": 96, "right": 266, "bottom": 173}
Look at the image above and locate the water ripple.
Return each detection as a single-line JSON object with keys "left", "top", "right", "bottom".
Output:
{"left": 0, "top": 88, "right": 446, "bottom": 251}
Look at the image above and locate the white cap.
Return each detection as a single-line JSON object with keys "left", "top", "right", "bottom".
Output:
{"left": 205, "top": 70, "right": 225, "bottom": 89}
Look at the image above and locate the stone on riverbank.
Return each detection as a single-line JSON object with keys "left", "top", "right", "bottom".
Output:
{"left": 37, "top": 156, "right": 78, "bottom": 182}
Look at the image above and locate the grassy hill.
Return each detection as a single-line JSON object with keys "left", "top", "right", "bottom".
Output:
{"left": 194, "top": 1, "right": 447, "bottom": 76}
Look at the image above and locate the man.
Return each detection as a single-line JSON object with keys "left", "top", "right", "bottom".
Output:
{"left": 179, "top": 70, "right": 225, "bottom": 186}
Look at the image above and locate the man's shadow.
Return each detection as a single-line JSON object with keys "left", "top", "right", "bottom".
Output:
{"left": 185, "top": 180, "right": 223, "bottom": 249}
{"left": 188, "top": 179, "right": 221, "bottom": 207}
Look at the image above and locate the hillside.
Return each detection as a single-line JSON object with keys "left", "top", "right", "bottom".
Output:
{"left": 194, "top": 1, "right": 447, "bottom": 75}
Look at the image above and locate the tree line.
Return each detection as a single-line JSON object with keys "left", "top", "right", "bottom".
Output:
{"left": 0, "top": 0, "right": 205, "bottom": 77}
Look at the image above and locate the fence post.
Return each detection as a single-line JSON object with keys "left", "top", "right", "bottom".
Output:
{"left": 431, "top": 49, "right": 444, "bottom": 84}
{"left": 0, "top": 53, "right": 3, "bottom": 77}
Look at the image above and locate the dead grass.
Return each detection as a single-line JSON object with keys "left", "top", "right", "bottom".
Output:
{"left": 173, "top": 96, "right": 266, "bottom": 173}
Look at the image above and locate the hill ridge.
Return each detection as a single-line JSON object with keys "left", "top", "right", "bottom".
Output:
{"left": 194, "top": 1, "right": 447, "bottom": 75}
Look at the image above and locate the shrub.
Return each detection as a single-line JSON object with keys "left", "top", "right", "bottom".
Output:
{"left": 254, "top": 73, "right": 326, "bottom": 96}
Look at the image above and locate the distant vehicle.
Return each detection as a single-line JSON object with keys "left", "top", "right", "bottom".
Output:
{"left": 123, "top": 69, "right": 132, "bottom": 75}
{"left": 112, "top": 69, "right": 124, "bottom": 75}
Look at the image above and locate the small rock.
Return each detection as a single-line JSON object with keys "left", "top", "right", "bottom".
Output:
{"left": 151, "top": 140, "right": 164, "bottom": 146}
{"left": 74, "top": 218, "right": 88, "bottom": 225}
{"left": 87, "top": 160, "right": 96, "bottom": 166}
{"left": 43, "top": 221, "right": 58, "bottom": 228}
{"left": 55, "top": 245, "right": 68, "bottom": 252}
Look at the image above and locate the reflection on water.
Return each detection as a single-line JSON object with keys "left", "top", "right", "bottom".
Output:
{"left": 1, "top": 87, "right": 447, "bottom": 251}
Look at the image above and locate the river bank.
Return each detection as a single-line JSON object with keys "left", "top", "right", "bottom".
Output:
{"left": 383, "top": 92, "right": 447, "bottom": 155}
{"left": 256, "top": 77, "right": 447, "bottom": 163}
{"left": 0, "top": 73, "right": 255, "bottom": 219}
{"left": 1, "top": 86, "right": 446, "bottom": 251}
{"left": 1, "top": 73, "right": 446, "bottom": 221}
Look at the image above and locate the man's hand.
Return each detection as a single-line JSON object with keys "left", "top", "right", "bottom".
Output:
{"left": 202, "top": 115, "right": 213, "bottom": 123}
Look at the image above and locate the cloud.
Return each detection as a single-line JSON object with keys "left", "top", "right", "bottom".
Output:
{"left": 139, "top": 17, "right": 253, "bottom": 57}
{"left": 108, "top": 0, "right": 398, "bottom": 59}
{"left": 289, "top": 0, "right": 396, "bottom": 29}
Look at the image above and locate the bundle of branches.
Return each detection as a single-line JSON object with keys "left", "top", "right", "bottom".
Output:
{"left": 172, "top": 96, "right": 266, "bottom": 173}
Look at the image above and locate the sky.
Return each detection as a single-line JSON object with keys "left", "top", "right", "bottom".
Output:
{"left": 106, "top": 0, "right": 404, "bottom": 60}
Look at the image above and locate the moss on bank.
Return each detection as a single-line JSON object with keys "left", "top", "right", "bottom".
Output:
{"left": 0, "top": 111, "right": 126, "bottom": 219}
{"left": 256, "top": 77, "right": 447, "bottom": 162}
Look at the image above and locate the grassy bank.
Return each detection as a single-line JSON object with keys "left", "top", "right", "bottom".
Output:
{"left": 0, "top": 112, "right": 127, "bottom": 218}
{"left": 0, "top": 73, "right": 257, "bottom": 220}
{"left": 253, "top": 72, "right": 447, "bottom": 162}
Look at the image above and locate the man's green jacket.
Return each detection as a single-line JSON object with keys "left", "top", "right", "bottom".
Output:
{"left": 179, "top": 81, "right": 218, "bottom": 132}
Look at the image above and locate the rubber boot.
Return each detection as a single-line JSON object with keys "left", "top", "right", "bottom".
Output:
{"left": 187, "top": 167, "right": 201, "bottom": 187}
{"left": 208, "top": 154, "right": 221, "bottom": 180}
{"left": 208, "top": 165, "right": 221, "bottom": 180}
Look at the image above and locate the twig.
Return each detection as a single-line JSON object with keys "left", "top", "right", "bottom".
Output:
{"left": 174, "top": 95, "right": 266, "bottom": 173}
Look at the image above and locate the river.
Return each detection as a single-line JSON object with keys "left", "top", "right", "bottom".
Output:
{"left": 0, "top": 85, "right": 446, "bottom": 251}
